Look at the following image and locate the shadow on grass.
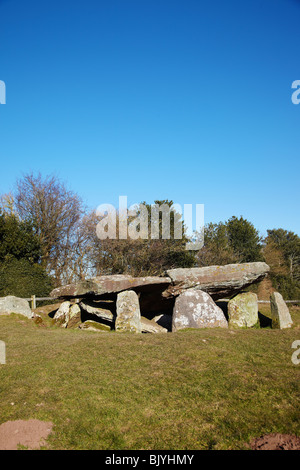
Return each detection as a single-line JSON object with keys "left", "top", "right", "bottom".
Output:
{"left": 258, "top": 311, "right": 272, "bottom": 328}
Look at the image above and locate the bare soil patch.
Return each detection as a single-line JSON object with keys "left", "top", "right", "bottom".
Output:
{"left": 250, "top": 433, "right": 300, "bottom": 450}
{"left": 0, "top": 419, "right": 53, "bottom": 450}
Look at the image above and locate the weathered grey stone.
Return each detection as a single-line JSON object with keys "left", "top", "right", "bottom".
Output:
{"left": 79, "top": 320, "right": 111, "bottom": 332}
{"left": 141, "top": 316, "right": 168, "bottom": 334}
{"left": 270, "top": 292, "right": 293, "bottom": 329}
{"left": 172, "top": 289, "right": 228, "bottom": 332}
{"left": 228, "top": 292, "right": 259, "bottom": 328}
{"left": 53, "top": 301, "right": 71, "bottom": 327}
{"left": 50, "top": 275, "right": 171, "bottom": 299}
{"left": 115, "top": 290, "right": 141, "bottom": 333}
{"left": 0, "top": 296, "right": 32, "bottom": 319}
{"left": 79, "top": 300, "right": 115, "bottom": 324}
{"left": 164, "top": 262, "right": 270, "bottom": 300}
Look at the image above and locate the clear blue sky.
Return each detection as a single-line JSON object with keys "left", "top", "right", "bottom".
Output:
{"left": 0, "top": 0, "right": 299, "bottom": 238}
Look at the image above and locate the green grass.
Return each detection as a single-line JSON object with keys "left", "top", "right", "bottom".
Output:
{"left": 0, "top": 307, "right": 299, "bottom": 450}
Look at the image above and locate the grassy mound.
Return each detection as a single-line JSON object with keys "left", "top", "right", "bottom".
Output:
{"left": 0, "top": 307, "right": 299, "bottom": 450}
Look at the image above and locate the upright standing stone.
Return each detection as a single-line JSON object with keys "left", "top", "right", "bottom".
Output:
{"left": 172, "top": 289, "right": 228, "bottom": 332}
{"left": 53, "top": 301, "right": 71, "bottom": 327}
{"left": 116, "top": 290, "right": 142, "bottom": 333}
{"left": 270, "top": 292, "right": 293, "bottom": 329}
{"left": 67, "top": 303, "right": 82, "bottom": 329}
{"left": 228, "top": 292, "right": 259, "bottom": 328}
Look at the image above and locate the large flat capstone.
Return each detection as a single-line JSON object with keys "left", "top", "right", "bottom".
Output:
{"left": 164, "top": 262, "right": 270, "bottom": 300}
{"left": 50, "top": 275, "right": 171, "bottom": 299}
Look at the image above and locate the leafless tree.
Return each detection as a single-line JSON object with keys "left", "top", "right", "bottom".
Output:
{"left": 0, "top": 192, "right": 16, "bottom": 217}
{"left": 15, "top": 172, "right": 84, "bottom": 285}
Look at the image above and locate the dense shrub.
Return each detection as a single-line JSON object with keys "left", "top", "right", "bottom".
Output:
{"left": 269, "top": 273, "right": 300, "bottom": 300}
{"left": 0, "top": 257, "right": 53, "bottom": 298}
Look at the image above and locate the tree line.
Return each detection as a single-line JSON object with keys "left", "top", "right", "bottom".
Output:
{"left": 0, "top": 172, "right": 299, "bottom": 299}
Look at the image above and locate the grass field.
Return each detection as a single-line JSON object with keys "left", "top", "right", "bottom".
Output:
{"left": 0, "top": 306, "right": 299, "bottom": 450}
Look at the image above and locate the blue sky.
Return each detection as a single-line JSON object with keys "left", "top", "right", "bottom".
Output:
{"left": 0, "top": 0, "right": 299, "bottom": 238}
